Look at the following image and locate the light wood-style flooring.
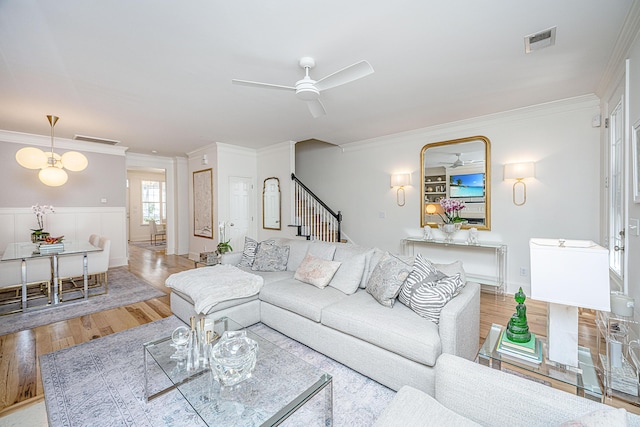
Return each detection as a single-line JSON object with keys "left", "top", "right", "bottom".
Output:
{"left": 0, "top": 244, "right": 638, "bottom": 418}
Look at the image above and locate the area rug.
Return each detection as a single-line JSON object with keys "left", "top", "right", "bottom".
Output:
{"left": 41, "top": 316, "right": 395, "bottom": 426}
{"left": 0, "top": 267, "right": 165, "bottom": 336}
{"left": 131, "top": 241, "right": 166, "bottom": 251}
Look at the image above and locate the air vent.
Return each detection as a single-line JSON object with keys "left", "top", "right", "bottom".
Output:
{"left": 524, "top": 26, "right": 556, "bottom": 53}
{"left": 73, "top": 134, "right": 120, "bottom": 145}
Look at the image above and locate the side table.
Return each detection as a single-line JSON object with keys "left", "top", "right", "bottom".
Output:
{"left": 477, "top": 323, "right": 602, "bottom": 401}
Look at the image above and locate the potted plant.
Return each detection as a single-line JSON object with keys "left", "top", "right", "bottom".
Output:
{"left": 217, "top": 240, "right": 233, "bottom": 254}
{"left": 31, "top": 204, "right": 54, "bottom": 242}
{"left": 217, "top": 221, "right": 233, "bottom": 254}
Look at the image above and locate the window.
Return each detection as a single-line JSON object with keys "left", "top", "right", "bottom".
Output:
{"left": 142, "top": 180, "right": 166, "bottom": 224}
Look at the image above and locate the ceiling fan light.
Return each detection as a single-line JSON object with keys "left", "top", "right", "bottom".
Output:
{"left": 16, "top": 147, "right": 47, "bottom": 169}
{"left": 39, "top": 166, "right": 68, "bottom": 186}
{"left": 61, "top": 151, "right": 88, "bottom": 171}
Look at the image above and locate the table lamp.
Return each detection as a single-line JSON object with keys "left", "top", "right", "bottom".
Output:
{"left": 529, "top": 238, "right": 610, "bottom": 367}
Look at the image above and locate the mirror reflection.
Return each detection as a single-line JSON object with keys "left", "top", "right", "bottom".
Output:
{"left": 420, "top": 136, "right": 491, "bottom": 230}
{"left": 263, "top": 177, "right": 281, "bottom": 230}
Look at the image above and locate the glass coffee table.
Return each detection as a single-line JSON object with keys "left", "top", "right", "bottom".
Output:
{"left": 143, "top": 317, "right": 333, "bottom": 426}
{"left": 477, "top": 323, "right": 602, "bottom": 401}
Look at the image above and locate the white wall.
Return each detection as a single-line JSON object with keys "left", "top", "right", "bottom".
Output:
{"left": 257, "top": 141, "right": 297, "bottom": 241}
{"left": 0, "top": 207, "right": 127, "bottom": 267}
{"left": 296, "top": 95, "right": 602, "bottom": 295}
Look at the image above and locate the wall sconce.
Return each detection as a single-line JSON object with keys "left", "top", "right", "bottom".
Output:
{"left": 390, "top": 173, "right": 411, "bottom": 206}
{"left": 504, "top": 162, "right": 535, "bottom": 206}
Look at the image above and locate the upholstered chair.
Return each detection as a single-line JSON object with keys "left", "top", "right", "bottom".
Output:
{"left": 0, "top": 257, "right": 52, "bottom": 312}
{"left": 149, "top": 220, "right": 166, "bottom": 245}
{"left": 56, "top": 237, "right": 111, "bottom": 300}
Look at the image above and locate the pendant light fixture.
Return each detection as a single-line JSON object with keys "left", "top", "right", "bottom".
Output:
{"left": 16, "top": 115, "right": 88, "bottom": 186}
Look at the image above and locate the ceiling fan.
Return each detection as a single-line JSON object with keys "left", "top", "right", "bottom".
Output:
{"left": 439, "top": 153, "right": 484, "bottom": 168}
{"left": 232, "top": 57, "right": 374, "bottom": 118}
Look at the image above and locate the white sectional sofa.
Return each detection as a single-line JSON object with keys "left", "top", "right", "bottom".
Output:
{"left": 374, "top": 353, "right": 640, "bottom": 426}
{"left": 169, "top": 237, "right": 480, "bottom": 394}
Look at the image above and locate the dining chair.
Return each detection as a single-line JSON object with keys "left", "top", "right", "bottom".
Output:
{"left": 0, "top": 257, "right": 52, "bottom": 313}
{"left": 57, "top": 236, "right": 111, "bottom": 300}
{"left": 149, "top": 220, "right": 166, "bottom": 245}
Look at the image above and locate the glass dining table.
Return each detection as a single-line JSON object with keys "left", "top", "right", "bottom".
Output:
{"left": 1, "top": 240, "right": 102, "bottom": 311}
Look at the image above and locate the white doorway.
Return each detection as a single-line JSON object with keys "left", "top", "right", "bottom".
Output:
{"left": 228, "top": 177, "right": 253, "bottom": 248}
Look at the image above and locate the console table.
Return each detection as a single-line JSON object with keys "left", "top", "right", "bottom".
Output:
{"left": 402, "top": 237, "right": 507, "bottom": 296}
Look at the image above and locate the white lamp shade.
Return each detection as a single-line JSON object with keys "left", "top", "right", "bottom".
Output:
{"left": 391, "top": 173, "right": 411, "bottom": 187}
{"left": 39, "top": 166, "right": 68, "bottom": 187}
{"left": 504, "top": 162, "right": 535, "bottom": 180}
{"left": 61, "top": 151, "right": 88, "bottom": 171}
{"left": 16, "top": 147, "right": 47, "bottom": 169}
{"left": 529, "top": 238, "right": 610, "bottom": 311}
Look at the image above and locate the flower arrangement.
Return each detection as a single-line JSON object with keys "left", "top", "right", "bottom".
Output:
{"left": 32, "top": 204, "right": 55, "bottom": 231}
{"left": 217, "top": 221, "right": 233, "bottom": 254}
{"left": 438, "top": 199, "right": 466, "bottom": 223}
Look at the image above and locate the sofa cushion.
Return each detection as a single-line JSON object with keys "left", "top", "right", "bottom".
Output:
{"left": 329, "top": 250, "right": 368, "bottom": 295}
{"left": 321, "top": 290, "right": 441, "bottom": 366}
{"left": 398, "top": 274, "right": 465, "bottom": 324}
{"left": 332, "top": 244, "right": 376, "bottom": 289}
{"left": 560, "top": 408, "right": 628, "bottom": 427}
{"left": 366, "top": 252, "right": 413, "bottom": 308}
{"left": 278, "top": 238, "right": 312, "bottom": 272}
{"left": 252, "top": 241, "right": 290, "bottom": 272}
{"left": 373, "top": 385, "right": 481, "bottom": 427}
{"left": 237, "top": 267, "right": 294, "bottom": 285}
{"left": 294, "top": 253, "right": 341, "bottom": 288}
{"left": 238, "top": 237, "right": 260, "bottom": 267}
{"left": 307, "top": 241, "right": 337, "bottom": 260}
{"left": 259, "top": 278, "right": 347, "bottom": 322}
{"left": 434, "top": 260, "right": 466, "bottom": 283}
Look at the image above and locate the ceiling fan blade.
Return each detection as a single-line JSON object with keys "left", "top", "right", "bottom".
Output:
{"left": 232, "top": 79, "right": 296, "bottom": 92}
{"left": 306, "top": 99, "right": 326, "bottom": 118}
{"left": 314, "top": 60, "right": 374, "bottom": 92}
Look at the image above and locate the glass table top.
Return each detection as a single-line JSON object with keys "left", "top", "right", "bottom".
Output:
{"left": 478, "top": 323, "right": 602, "bottom": 399}
{"left": 1, "top": 240, "right": 101, "bottom": 261}
{"left": 144, "top": 317, "right": 332, "bottom": 426}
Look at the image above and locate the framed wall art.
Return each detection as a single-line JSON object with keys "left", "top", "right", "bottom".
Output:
{"left": 193, "top": 168, "right": 214, "bottom": 238}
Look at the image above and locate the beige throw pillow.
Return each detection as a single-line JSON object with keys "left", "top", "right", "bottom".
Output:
{"left": 294, "top": 253, "right": 342, "bottom": 289}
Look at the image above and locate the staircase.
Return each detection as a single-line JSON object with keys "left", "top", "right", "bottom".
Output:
{"left": 291, "top": 173, "right": 342, "bottom": 242}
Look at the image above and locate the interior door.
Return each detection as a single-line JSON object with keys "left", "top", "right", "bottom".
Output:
{"left": 608, "top": 90, "right": 625, "bottom": 290}
{"left": 228, "top": 177, "right": 252, "bottom": 248}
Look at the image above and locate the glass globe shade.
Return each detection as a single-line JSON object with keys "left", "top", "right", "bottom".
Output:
{"left": 16, "top": 147, "right": 47, "bottom": 169}
{"left": 39, "top": 166, "right": 68, "bottom": 187}
{"left": 61, "top": 151, "right": 88, "bottom": 171}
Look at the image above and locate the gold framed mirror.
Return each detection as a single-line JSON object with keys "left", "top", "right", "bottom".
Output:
{"left": 263, "top": 177, "right": 281, "bottom": 230}
{"left": 420, "top": 136, "right": 491, "bottom": 230}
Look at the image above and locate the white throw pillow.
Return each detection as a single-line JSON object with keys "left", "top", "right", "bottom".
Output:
{"left": 434, "top": 260, "right": 466, "bottom": 283}
{"left": 294, "top": 253, "right": 342, "bottom": 288}
{"left": 328, "top": 251, "right": 367, "bottom": 295}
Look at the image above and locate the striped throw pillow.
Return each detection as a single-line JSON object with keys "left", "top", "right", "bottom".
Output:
{"left": 398, "top": 273, "right": 465, "bottom": 324}
{"left": 238, "top": 237, "right": 259, "bottom": 267}
{"left": 404, "top": 253, "right": 445, "bottom": 289}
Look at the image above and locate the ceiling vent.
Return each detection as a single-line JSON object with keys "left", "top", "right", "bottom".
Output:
{"left": 73, "top": 134, "right": 120, "bottom": 145}
{"left": 524, "top": 26, "right": 556, "bottom": 53}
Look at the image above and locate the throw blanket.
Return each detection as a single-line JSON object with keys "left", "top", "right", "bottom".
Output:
{"left": 165, "top": 264, "right": 263, "bottom": 314}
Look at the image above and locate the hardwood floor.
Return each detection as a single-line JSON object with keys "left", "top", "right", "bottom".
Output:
{"left": 0, "top": 244, "right": 637, "bottom": 417}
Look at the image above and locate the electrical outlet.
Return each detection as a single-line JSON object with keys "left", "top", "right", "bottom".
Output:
{"left": 519, "top": 267, "right": 528, "bottom": 276}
